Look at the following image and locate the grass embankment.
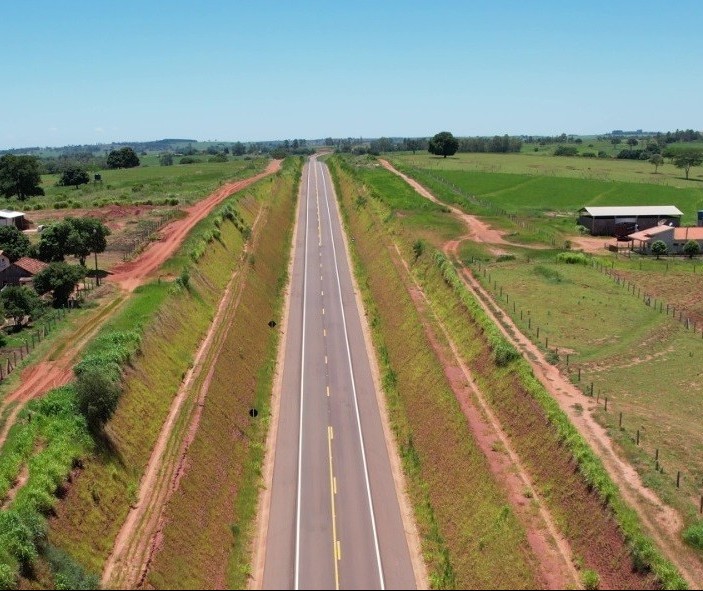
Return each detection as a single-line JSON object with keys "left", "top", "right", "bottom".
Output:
{"left": 328, "top": 156, "right": 540, "bottom": 589}
{"left": 465, "top": 248, "right": 703, "bottom": 537}
{"left": 43, "top": 168, "right": 279, "bottom": 581}
{"left": 144, "top": 158, "right": 301, "bottom": 589}
{"left": 338, "top": 155, "right": 687, "bottom": 589}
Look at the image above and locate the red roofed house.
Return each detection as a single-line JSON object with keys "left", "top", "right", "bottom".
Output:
{"left": 0, "top": 257, "right": 48, "bottom": 288}
{"left": 629, "top": 225, "right": 703, "bottom": 255}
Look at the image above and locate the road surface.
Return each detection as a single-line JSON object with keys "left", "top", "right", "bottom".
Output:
{"left": 261, "top": 156, "right": 416, "bottom": 590}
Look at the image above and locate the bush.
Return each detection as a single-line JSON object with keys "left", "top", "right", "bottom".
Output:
{"left": 496, "top": 254, "right": 516, "bottom": 262}
{"left": 582, "top": 569, "right": 600, "bottom": 590}
{"left": 75, "top": 369, "right": 121, "bottom": 431}
{"left": 556, "top": 252, "right": 588, "bottom": 265}
{"left": 683, "top": 521, "right": 703, "bottom": 549}
{"left": 553, "top": 145, "right": 579, "bottom": 157}
{"left": 179, "top": 156, "right": 198, "bottom": 165}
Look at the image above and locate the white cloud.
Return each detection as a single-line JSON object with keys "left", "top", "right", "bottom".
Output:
{"left": 95, "top": 127, "right": 105, "bottom": 133}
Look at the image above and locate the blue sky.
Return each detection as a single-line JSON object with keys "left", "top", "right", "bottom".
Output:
{"left": 1, "top": 0, "right": 701, "bottom": 148}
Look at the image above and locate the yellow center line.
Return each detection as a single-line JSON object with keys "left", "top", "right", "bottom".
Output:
{"left": 327, "top": 426, "right": 340, "bottom": 589}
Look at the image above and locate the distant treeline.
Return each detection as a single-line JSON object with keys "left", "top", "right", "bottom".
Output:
{"left": 335, "top": 135, "right": 522, "bottom": 155}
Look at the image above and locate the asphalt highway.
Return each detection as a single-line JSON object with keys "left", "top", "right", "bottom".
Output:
{"left": 261, "top": 156, "right": 416, "bottom": 590}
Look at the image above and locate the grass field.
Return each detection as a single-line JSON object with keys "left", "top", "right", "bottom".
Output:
{"left": 468, "top": 248, "right": 703, "bottom": 522}
{"left": 393, "top": 149, "right": 703, "bottom": 188}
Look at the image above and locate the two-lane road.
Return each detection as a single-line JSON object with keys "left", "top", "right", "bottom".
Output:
{"left": 262, "top": 156, "right": 416, "bottom": 590}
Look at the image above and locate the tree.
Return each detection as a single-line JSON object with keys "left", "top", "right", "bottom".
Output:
{"left": 1, "top": 286, "right": 43, "bottom": 327}
{"left": 627, "top": 138, "right": 638, "bottom": 148}
{"left": 610, "top": 137, "right": 622, "bottom": 150}
{"left": 33, "top": 262, "right": 86, "bottom": 307}
{"left": 428, "top": 131, "right": 459, "bottom": 158}
{"left": 673, "top": 150, "right": 703, "bottom": 180}
{"left": 38, "top": 218, "right": 110, "bottom": 266}
{"left": 649, "top": 153, "right": 664, "bottom": 173}
{"left": 0, "top": 225, "right": 31, "bottom": 262}
{"left": 231, "top": 142, "right": 246, "bottom": 156}
{"left": 650, "top": 240, "right": 667, "bottom": 259}
{"left": 683, "top": 240, "right": 701, "bottom": 258}
{"left": 57, "top": 165, "right": 89, "bottom": 188}
{"left": 159, "top": 153, "right": 174, "bottom": 166}
{"left": 0, "top": 154, "right": 45, "bottom": 200}
{"left": 75, "top": 368, "right": 121, "bottom": 432}
{"left": 106, "top": 147, "right": 140, "bottom": 169}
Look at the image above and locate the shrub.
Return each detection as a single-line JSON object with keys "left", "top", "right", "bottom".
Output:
{"left": 176, "top": 267, "right": 190, "bottom": 290}
{"left": 534, "top": 265, "right": 564, "bottom": 282}
{"left": 556, "top": 252, "right": 588, "bottom": 265}
{"left": 683, "top": 521, "right": 703, "bottom": 549}
{"left": 554, "top": 145, "right": 579, "bottom": 157}
{"left": 496, "top": 254, "right": 516, "bottom": 262}
{"left": 582, "top": 569, "right": 600, "bottom": 590}
{"left": 412, "top": 239, "right": 425, "bottom": 261}
{"left": 75, "top": 369, "right": 121, "bottom": 432}
{"left": 179, "top": 156, "right": 198, "bottom": 165}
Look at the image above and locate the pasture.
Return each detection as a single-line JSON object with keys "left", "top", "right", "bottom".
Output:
{"left": 389, "top": 146, "right": 703, "bottom": 525}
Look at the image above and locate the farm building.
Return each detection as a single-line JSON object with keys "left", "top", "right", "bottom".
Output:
{"left": 577, "top": 206, "right": 683, "bottom": 236}
{"left": 0, "top": 210, "right": 28, "bottom": 230}
{"left": 0, "top": 257, "right": 48, "bottom": 288}
{"left": 629, "top": 225, "right": 703, "bottom": 255}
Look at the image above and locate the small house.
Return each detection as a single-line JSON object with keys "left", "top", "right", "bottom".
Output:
{"left": 0, "top": 257, "right": 48, "bottom": 287}
{"left": 629, "top": 226, "right": 703, "bottom": 255}
{"left": 577, "top": 206, "right": 683, "bottom": 236}
{"left": 0, "top": 210, "right": 28, "bottom": 230}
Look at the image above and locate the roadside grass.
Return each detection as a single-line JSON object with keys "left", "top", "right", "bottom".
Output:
{"left": 45, "top": 181, "right": 259, "bottom": 576}
{"left": 352, "top": 160, "right": 463, "bottom": 247}
{"left": 330, "top": 156, "right": 541, "bottom": 589}
{"left": 471, "top": 250, "right": 703, "bottom": 536}
{"left": 144, "top": 158, "right": 301, "bottom": 590}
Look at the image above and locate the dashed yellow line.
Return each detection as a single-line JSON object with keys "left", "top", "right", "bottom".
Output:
{"left": 325, "top": 355, "right": 328, "bottom": 365}
{"left": 324, "top": 328, "right": 327, "bottom": 337}
{"left": 327, "top": 426, "right": 340, "bottom": 589}
{"left": 326, "top": 385, "right": 330, "bottom": 397}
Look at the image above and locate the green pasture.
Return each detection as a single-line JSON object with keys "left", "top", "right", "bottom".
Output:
{"left": 0, "top": 157, "right": 268, "bottom": 213}
{"left": 470, "top": 250, "right": 703, "bottom": 517}
{"left": 392, "top": 150, "right": 703, "bottom": 190}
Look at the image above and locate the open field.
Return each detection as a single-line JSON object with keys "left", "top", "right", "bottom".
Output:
{"left": 393, "top": 150, "right": 703, "bottom": 188}
{"left": 467, "top": 248, "right": 703, "bottom": 524}
{"left": 342, "top": 154, "right": 689, "bottom": 587}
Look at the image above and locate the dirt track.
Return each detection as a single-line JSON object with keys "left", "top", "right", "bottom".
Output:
{"left": 0, "top": 160, "right": 281, "bottom": 454}
{"left": 381, "top": 159, "right": 703, "bottom": 588}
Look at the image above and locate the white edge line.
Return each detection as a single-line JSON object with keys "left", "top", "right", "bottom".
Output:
{"left": 318, "top": 161, "right": 386, "bottom": 589}
{"left": 294, "top": 158, "right": 312, "bottom": 590}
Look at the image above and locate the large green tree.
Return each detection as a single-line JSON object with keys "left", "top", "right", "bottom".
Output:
{"left": 106, "top": 147, "right": 140, "bottom": 169}
{"left": 0, "top": 225, "right": 31, "bottom": 262}
{"left": 649, "top": 153, "right": 664, "bottom": 173}
{"left": 0, "top": 155, "right": 45, "bottom": 200}
{"left": 75, "top": 368, "right": 121, "bottom": 432}
{"left": 37, "top": 217, "right": 110, "bottom": 265}
{"left": 33, "top": 262, "right": 86, "bottom": 307}
{"left": 651, "top": 240, "right": 667, "bottom": 259}
{"left": 57, "top": 166, "right": 90, "bottom": 187}
{"left": 673, "top": 150, "right": 703, "bottom": 180}
{"left": 428, "top": 131, "right": 459, "bottom": 158}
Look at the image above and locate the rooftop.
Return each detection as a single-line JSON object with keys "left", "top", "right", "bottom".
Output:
{"left": 0, "top": 210, "right": 24, "bottom": 219}
{"left": 580, "top": 206, "right": 683, "bottom": 217}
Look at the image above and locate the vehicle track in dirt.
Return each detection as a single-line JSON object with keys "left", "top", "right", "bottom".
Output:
{"left": 381, "top": 158, "right": 703, "bottom": 588}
